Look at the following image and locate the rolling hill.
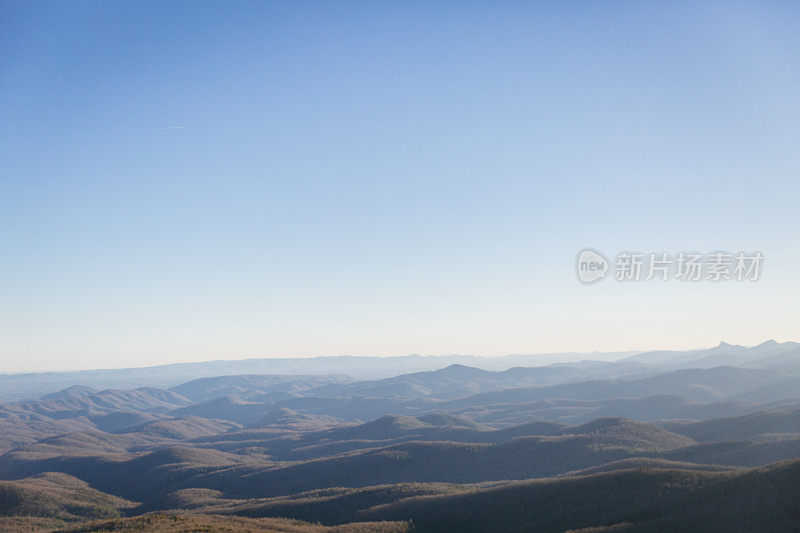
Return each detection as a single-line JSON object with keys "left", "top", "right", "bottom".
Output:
{"left": 0, "top": 472, "right": 135, "bottom": 525}
{"left": 358, "top": 460, "right": 800, "bottom": 532}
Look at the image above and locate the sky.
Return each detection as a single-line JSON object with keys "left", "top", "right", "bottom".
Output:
{"left": 1, "top": 1, "right": 799, "bottom": 372}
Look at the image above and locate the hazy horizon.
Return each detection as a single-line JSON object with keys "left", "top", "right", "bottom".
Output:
{"left": 3, "top": 338, "right": 797, "bottom": 375}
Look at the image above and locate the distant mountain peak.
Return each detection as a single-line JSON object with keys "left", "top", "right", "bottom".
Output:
{"left": 437, "top": 364, "right": 491, "bottom": 377}
{"left": 756, "top": 339, "right": 778, "bottom": 347}
{"left": 567, "top": 416, "right": 632, "bottom": 432}
{"left": 41, "top": 385, "right": 96, "bottom": 401}
{"left": 64, "top": 385, "right": 95, "bottom": 392}
{"left": 363, "top": 414, "right": 431, "bottom": 432}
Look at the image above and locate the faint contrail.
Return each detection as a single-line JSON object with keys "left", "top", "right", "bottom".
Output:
{"left": 154, "top": 126, "right": 184, "bottom": 130}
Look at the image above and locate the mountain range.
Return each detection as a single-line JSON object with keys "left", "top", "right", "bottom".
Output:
{"left": 1, "top": 340, "right": 799, "bottom": 531}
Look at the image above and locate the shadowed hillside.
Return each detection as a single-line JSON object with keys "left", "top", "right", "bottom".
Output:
{"left": 663, "top": 408, "right": 800, "bottom": 442}
{"left": 357, "top": 460, "right": 800, "bottom": 532}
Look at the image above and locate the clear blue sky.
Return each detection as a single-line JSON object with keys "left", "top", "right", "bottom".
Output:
{"left": 2, "top": 1, "right": 799, "bottom": 371}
